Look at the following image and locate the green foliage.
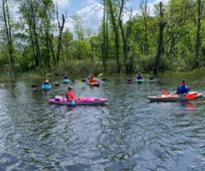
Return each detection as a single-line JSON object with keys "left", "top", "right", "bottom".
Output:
{"left": 0, "top": 0, "right": 205, "bottom": 75}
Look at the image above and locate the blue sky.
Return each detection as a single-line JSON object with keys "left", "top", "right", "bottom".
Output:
{"left": 58, "top": 0, "right": 158, "bottom": 16}
{"left": 57, "top": 0, "right": 169, "bottom": 34}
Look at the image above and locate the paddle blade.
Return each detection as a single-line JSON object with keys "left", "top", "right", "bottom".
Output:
{"left": 98, "top": 73, "right": 104, "bottom": 77}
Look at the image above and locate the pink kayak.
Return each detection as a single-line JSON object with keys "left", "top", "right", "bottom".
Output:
{"left": 148, "top": 92, "right": 203, "bottom": 102}
{"left": 48, "top": 96, "right": 108, "bottom": 106}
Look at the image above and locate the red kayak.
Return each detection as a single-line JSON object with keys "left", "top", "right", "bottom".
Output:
{"left": 48, "top": 96, "right": 108, "bottom": 106}
{"left": 148, "top": 92, "right": 203, "bottom": 102}
{"left": 87, "top": 81, "right": 100, "bottom": 87}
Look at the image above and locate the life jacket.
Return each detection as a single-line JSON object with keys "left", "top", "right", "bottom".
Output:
{"left": 89, "top": 77, "right": 97, "bottom": 83}
{"left": 176, "top": 85, "right": 189, "bottom": 94}
{"left": 66, "top": 91, "right": 77, "bottom": 100}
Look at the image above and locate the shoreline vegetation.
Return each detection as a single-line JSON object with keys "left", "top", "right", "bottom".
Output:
{"left": 0, "top": 0, "right": 205, "bottom": 79}
{"left": 1, "top": 66, "right": 205, "bottom": 83}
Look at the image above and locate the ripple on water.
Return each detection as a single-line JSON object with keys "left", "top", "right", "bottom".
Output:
{"left": 0, "top": 78, "right": 205, "bottom": 170}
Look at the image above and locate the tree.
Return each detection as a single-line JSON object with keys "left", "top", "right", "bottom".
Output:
{"left": 102, "top": 0, "right": 109, "bottom": 73}
{"left": 154, "top": 2, "right": 166, "bottom": 74}
{"left": 195, "top": 0, "right": 202, "bottom": 67}
{"left": 118, "top": 0, "right": 133, "bottom": 73}
{"left": 107, "top": 0, "right": 121, "bottom": 73}
{"left": 140, "top": 0, "right": 149, "bottom": 54}
{"left": 2, "top": 0, "right": 15, "bottom": 70}
{"left": 56, "top": 2, "right": 65, "bottom": 63}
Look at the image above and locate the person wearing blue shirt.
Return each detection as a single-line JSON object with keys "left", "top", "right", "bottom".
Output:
{"left": 136, "top": 73, "right": 143, "bottom": 80}
{"left": 176, "top": 80, "right": 190, "bottom": 95}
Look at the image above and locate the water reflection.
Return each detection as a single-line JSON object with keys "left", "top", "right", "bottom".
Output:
{"left": 181, "top": 102, "right": 196, "bottom": 111}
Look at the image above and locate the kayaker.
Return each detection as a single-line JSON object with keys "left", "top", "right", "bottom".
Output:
{"left": 66, "top": 86, "right": 77, "bottom": 101}
{"left": 43, "top": 79, "right": 50, "bottom": 86}
{"left": 136, "top": 73, "right": 143, "bottom": 80}
{"left": 64, "top": 76, "right": 68, "bottom": 79}
{"left": 176, "top": 80, "right": 190, "bottom": 95}
{"left": 88, "top": 74, "right": 98, "bottom": 83}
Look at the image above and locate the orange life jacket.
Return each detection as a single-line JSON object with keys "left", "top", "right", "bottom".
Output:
{"left": 89, "top": 77, "right": 97, "bottom": 83}
{"left": 66, "top": 91, "right": 77, "bottom": 100}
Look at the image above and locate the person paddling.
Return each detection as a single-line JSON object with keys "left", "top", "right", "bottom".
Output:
{"left": 175, "top": 80, "right": 190, "bottom": 95}
{"left": 64, "top": 76, "right": 68, "bottom": 79}
{"left": 66, "top": 86, "right": 77, "bottom": 101}
{"left": 88, "top": 74, "right": 98, "bottom": 83}
{"left": 136, "top": 73, "right": 143, "bottom": 80}
{"left": 43, "top": 79, "right": 50, "bottom": 86}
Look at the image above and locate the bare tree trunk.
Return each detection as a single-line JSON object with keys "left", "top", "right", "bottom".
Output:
{"left": 108, "top": 0, "right": 120, "bottom": 73}
{"left": 140, "top": 0, "right": 149, "bottom": 53}
{"left": 56, "top": 4, "right": 65, "bottom": 63}
{"left": 118, "top": 0, "right": 133, "bottom": 73}
{"left": 154, "top": 2, "right": 165, "bottom": 74}
{"left": 195, "top": 0, "right": 202, "bottom": 67}
{"left": 28, "top": 1, "right": 41, "bottom": 67}
{"left": 49, "top": 34, "right": 56, "bottom": 63}
{"left": 32, "top": 4, "right": 41, "bottom": 66}
{"left": 44, "top": 5, "right": 51, "bottom": 67}
{"left": 102, "top": 0, "right": 108, "bottom": 73}
{"left": 2, "top": 0, "right": 15, "bottom": 70}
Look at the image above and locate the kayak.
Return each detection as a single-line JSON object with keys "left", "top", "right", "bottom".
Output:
{"left": 148, "top": 92, "right": 203, "bottom": 102}
{"left": 87, "top": 81, "right": 100, "bottom": 87}
{"left": 63, "top": 79, "right": 71, "bottom": 84}
{"left": 136, "top": 79, "right": 144, "bottom": 83}
{"left": 41, "top": 84, "right": 52, "bottom": 91}
{"left": 48, "top": 96, "right": 108, "bottom": 106}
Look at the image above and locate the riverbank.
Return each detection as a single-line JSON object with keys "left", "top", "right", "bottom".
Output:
{"left": 1, "top": 65, "right": 205, "bottom": 83}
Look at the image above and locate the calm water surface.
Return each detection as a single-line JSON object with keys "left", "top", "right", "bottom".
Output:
{"left": 0, "top": 76, "right": 205, "bottom": 171}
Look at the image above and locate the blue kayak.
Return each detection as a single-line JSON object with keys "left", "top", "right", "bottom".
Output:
{"left": 41, "top": 84, "right": 52, "bottom": 91}
{"left": 136, "top": 79, "right": 144, "bottom": 83}
{"left": 63, "top": 79, "right": 71, "bottom": 84}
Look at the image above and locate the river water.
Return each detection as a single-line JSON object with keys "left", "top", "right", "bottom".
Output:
{"left": 0, "top": 75, "right": 205, "bottom": 171}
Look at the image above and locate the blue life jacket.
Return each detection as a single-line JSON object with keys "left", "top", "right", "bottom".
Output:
{"left": 136, "top": 75, "right": 143, "bottom": 80}
{"left": 176, "top": 85, "right": 189, "bottom": 94}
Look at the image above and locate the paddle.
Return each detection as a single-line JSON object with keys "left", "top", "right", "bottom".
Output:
{"left": 31, "top": 84, "right": 38, "bottom": 88}
{"left": 97, "top": 73, "right": 108, "bottom": 81}
{"left": 55, "top": 83, "right": 60, "bottom": 86}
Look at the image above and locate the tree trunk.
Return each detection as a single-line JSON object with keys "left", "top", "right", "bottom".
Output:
{"left": 56, "top": 10, "right": 65, "bottom": 63}
{"left": 2, "top": 0, "right": 15, "bottom": 70}
{"left": 195, "top": 0, "right": 202, "bottom": 67}
{"left": 29, "top": 1, "right": 41, "bottom": 67}
{"left": 102, "top": 0, "right": 108, "bottom": 73}
{"left": 49, "top": 34, "right": 56, "bottom": 63}
{"left": 44, "top": 5, "right": 51, "bottom": 67}
{"left": 142, "top": 0, "right": 149, "bottom": 53}
{"left": 108, "top": 0, "right": 120, "bottom": 73}
{"left": 118, "top": 0, "right": 133, "bottom": 73}
{"left": 154, "top": 2, "right": 165, "bottom": 74}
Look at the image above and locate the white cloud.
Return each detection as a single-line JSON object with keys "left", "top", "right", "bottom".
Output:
{"left": 76, "top": 2, "right": 103, "bottom": 34}
{"left": 56, "top": 0, "right": 70, "bottom": 14}
{"left": 147, "top": 0, "right": 170, "bottom": 16}
{"left": 65, "top": 0, "right": 134, "bottom": 36}
{"left": 64, "top": 0, "right": 170, "bottom": 36}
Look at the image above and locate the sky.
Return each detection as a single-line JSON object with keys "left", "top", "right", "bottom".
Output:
{"left": 5, "top": 0, "right": 169, "bottom": 36}
{"left": 57, "top": 0, "right": 170, "bottom": 16}
{"left": 7, "top": 0, "right": 169, "bottom": 36}
{"left": 56, "top": 0, "right": 170, "bottom": 34}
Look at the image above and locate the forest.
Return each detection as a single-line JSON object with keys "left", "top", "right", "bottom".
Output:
{"left": 0, "top": 0, "right": 204, "bottom": 76}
